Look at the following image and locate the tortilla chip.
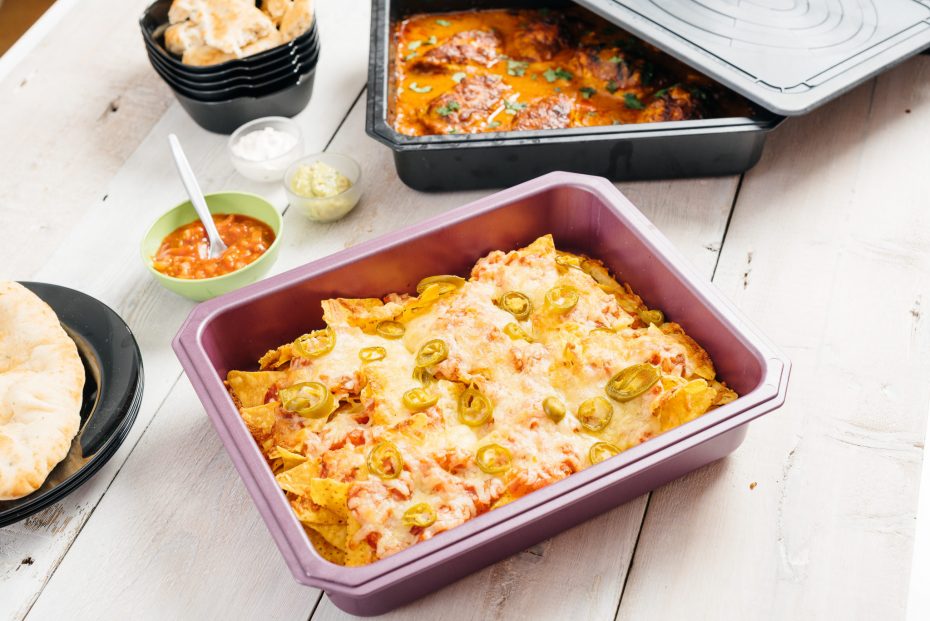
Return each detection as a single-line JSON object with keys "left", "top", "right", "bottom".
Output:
{"left": 307, "top": 522, "right": 349, "bottom": 551}
{"left": 275, "top": 461, "right": 320, "bottom": 496}
{"left": 492, "top": 492, "right": 518, "bottom": 509}
{"left": 270, "top": 446, "right": 307, "bottom": 473}
{"left": 309, "top": 478, "right": 350, "bottom": 521}
{"left": 709, "top": 380, "right": 738, "bottom": 407}
{"left": 655, "top": 379, "right": 715, "bottom": 430}
{"left": 307, "top": 528, "right": 347, "bottom": 565}
{"left": 259, "top": 343, "right": 295, "bottom": 370}
{"left": 292, "top": 493, "right": 345, "bottom": 524}
{"left": 227, "top": 370, "right": 285, "bottom": 407}
{"left": 344, "top": 517, "right": 375, "bottom": 566}
{"left": 240, "top": 402, "right": 277, "bottom": 437}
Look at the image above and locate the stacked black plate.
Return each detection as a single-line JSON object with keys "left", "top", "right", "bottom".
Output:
{"left": 140, "top": 0, "right": 320, "bottom": 134}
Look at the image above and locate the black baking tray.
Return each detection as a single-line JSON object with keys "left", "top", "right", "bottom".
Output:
{"left": 365, "top": 0, "right": 784, "bottom": 192}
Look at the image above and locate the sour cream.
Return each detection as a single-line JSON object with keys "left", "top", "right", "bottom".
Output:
{"left": 232, "top": 127, "right": 299, "bottom": 162}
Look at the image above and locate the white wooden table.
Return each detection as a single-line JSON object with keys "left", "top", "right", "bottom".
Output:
{"left": 2, "top": 1, "right": 930, "bottom": 619}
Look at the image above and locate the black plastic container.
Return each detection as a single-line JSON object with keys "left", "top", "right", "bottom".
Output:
{"left": 147, "top": 44, "right": 318, "bottom": 101}
{"left": 142, "top": 23, "right": 319, "bottom": 83}
{"left": 175, "top": 68, "right": 317, "bottom": 134}
{"left": 365, "top": 0, "right": 783, "bottom": 192}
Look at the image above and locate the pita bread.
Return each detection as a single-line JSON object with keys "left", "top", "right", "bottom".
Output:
{"left": 0, "top": 282, "right": 84, "bottom": 500}
{"left": 279, "top": 0, "right": 313, "bottom": 42}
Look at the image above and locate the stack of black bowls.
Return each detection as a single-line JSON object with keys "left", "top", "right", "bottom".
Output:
{"left": 140, "top": 0, "right": 320, "bottom": 134}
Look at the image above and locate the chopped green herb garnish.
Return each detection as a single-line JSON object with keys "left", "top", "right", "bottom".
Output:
{"left": 607, "top": 55, "right": 625, "bottom": 65}
{"left": 554, "top": 87, "right": 561, "bottom": 93}
{"left": 437, "top": 101, "right": 461, "bottom": 116}
{"left": 451, "top": 71, "right": 467, "bottom": 83}
{"left": 606, "top": 80, "right": 620, "bottom": 94}
{"left": 579, "top": 87, "right": 597, "bottom": 99}
{"left": 427, "top": 35, "right": 438, "bottom": 45}
{"left": 436, "top": 19, "right": 452, "bottom": 27}
{"left": 641, "top": 62, "right": 654, "bottom": 86}
{"left": 507, "top": 60, "right": 529, "bottom": 77}
{"left": 408, "top": 82, "right": 432, "bottom": 93}
{"left": 488, "top": 120, "right": 501, "bottom": 129}
{"left": 404, "top": 52, "right": 417, "bottom": 61}
{"left": 624, "top": 93, "right": 645, "bottom": 110}
{"left": 690, "top": 86, "right": 708, "bottom": 100}
{"left": 447, "top": 128, "right": 459, "bottom": 134}
{"left": 407, "top": 41, "right": 422, "bottom": 51}
{"left": 503, "top": 99, "right": 528, "bottom": 114}
{"left": 543, "top": 67, "right": 573, "bottom": 83}
{"left": 653, "top": 83, "right": 678, "bottom": 99}
{"left": 531, "top": 73, "right": 538, "bottom": 80}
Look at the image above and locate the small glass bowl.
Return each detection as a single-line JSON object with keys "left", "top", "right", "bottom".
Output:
{"left": 228, "top": 116, "right": 304, "bottom": 183}
{"left": 284, "top": 153, "right": 362, "bottom": 222}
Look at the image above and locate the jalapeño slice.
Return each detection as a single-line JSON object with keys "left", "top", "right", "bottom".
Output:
{"left": 359, "top": 346, "right": 387, "bottom": 362}
{"left": 402, "top": 502, "right": 437, "bottom": 528}
{"left": 416, "top": 339, "right": 448, "bottom": 367}
{"left": 498, "top": 291, "right": 532, "bottom": 320}
{"left": 293, "top": 327, "right": 335, "bottom": 358}
{"left": 578, "top": 396, "right": 613, "bottom": 432}
{"left": 402, "top": 387, "right": 439, "bottom": 411}
{"left": 476, "top": 443, "right": 512, "bottom": 474}
{"left": 279, "top": 381, "right": 334, "bottom": 419}
{"left": 545, "top": 286, "right": 579, "bottom": 312}
{"left": 367, "top": 441, "right": 404, "bottom": 479}
{"left": 375, "top": 320, "right": 405, "bottom": 339}
{"left": 458, "top": 387, "right": 493, "bottom": 426}
{"left": 416, "top": 275, "right": 465, "bottom": 294}
{"left": 542, "top": 396, "right": 566, "bottom": 423}
{"left": 589, "top": 441, "right": 621, "bottom": 464}
{"left": 606, "top": 364, "right": 661, "bottom": 402}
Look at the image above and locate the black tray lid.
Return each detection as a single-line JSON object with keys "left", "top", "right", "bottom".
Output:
{"left": 573, "top": 0, "right": 930, "bottom": 115}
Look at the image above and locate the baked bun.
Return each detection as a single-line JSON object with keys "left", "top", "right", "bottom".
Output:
{"left": 280, "top": 0, "right": 313, "bottom": 42}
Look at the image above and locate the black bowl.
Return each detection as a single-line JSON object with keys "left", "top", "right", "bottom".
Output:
{"left": 140, "top": 0, "right": 317, "bottom": 75}
{"left": 0, "top": 283, "right": 144, "bottom": 527}
{"left": 150, "top": 44, "right": 319, "bottom": 102}
{"left": 173, "top": 67, "right": 316, "bottom": 133}
{"left": 142, "top": 19, "right": 318, "bottom": 81}
{"left": 149, "top": 39, "right": 319, "bottom": 101}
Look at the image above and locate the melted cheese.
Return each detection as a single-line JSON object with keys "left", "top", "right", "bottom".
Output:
{"left": 228, "top": 235, "right": 737, "bottom": 564}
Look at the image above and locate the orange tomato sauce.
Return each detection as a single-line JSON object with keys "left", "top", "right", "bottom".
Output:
{"left": 152, "top": 214, "right": 275, "bottom": 280}
{"left": 391, "top": 7, "right": 754, "bottom": 137}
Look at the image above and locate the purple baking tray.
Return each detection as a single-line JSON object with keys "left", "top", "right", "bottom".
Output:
{"left": 173, "top": 172, "right": 789, "bottom": 616}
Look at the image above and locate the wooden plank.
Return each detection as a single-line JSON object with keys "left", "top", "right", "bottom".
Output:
{"left": 907, "top": 397, "right": 930, "bottom": 621}
{"left": 309, "top": 103, "right": 742, "bottom": 620}
{"left": 0, "top": 1, "right": 371, "bottom": 618}
{"left": 617, "top": 57, "right": 930, "bottom": 620}
{"left": 0, "top": 0, "right": 174, "bottom": 280}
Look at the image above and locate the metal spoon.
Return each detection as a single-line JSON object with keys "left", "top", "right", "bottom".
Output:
{"left": 168, "top": 133, "right": 227, "bottom": 260}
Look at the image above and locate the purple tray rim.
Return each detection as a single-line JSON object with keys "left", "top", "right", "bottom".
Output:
{"left": 173, "top": 171, "right": 791, "bottom": 594}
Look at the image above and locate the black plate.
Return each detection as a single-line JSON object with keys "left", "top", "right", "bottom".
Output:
{"left": 0, "top": 283, "right": 144, "bottom": 527}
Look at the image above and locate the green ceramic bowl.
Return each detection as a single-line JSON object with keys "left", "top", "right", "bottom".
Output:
{"left": 141, "top": 192, "right": 283, "bottom": 302}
